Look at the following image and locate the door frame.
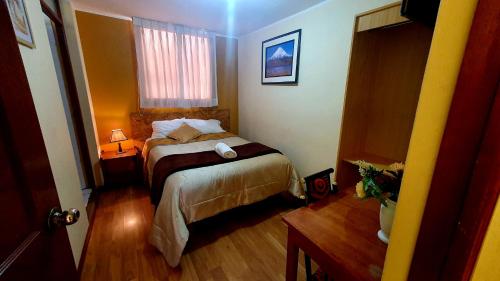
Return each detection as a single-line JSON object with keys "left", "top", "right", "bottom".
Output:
{"left": 40, "top": 1, "right": 98, "bottom": 274}
{"left": 408, "top": 0, "right": 500, "bottom": 280}
{"left": 40, "top": 0, "right": 96, "bottom": 189}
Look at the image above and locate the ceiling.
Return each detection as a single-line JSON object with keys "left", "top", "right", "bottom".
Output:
{"left": 71, "top": 0, "right": 327, "bottom": 36}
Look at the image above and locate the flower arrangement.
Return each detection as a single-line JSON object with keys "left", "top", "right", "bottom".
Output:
{"left": 355, "top": 161, "right": 404, "bottom": 206}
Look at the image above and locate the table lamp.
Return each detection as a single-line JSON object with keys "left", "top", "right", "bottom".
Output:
{"left": 110, "top": 129, "right": 127, "bottom": 154}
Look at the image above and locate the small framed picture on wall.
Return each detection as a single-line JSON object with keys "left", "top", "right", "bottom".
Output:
{"left": 261, "top": 29, "right": 301, "bottom": 85}
{"left": 5, "top": 0, "right": 35, "bottom": 48}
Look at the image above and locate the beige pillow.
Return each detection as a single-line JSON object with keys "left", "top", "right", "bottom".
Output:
{"left": 167, "top": 123, "right": 202, "bottom": 143}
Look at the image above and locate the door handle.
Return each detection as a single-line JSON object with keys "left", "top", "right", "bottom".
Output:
{"left": 48, "top": 207, "right": 80, "bottom": 230}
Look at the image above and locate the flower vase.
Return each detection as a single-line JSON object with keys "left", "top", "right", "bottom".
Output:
{"left": 377, "top": 199, "right": 396, "bottom": 244}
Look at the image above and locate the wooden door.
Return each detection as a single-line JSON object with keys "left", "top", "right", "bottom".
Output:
{"left": 0, "top": 1, "right": 79, "bottom": 280}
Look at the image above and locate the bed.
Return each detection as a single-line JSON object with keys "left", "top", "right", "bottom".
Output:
{"left": 131, "top": 109, "right": 303, "bottom": 267}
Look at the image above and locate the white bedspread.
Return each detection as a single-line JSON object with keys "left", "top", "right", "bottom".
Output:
{"left": 145, "top": 136, "right": 303, "bottom": 267}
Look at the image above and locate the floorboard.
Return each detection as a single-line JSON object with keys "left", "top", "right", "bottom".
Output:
{"left": 80, "top": 186, "right": 308, "bottom": 281}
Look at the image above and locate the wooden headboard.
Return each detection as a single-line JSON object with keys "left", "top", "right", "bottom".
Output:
{"left": 130, "top": 109, "right": 230, "bottom": 141}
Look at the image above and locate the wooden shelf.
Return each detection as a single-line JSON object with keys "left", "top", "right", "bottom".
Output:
{"left": 357, "top": 3, "right": 410, "bottom": 32}
{"left": 343, "top": 153, "right": 399, "bottom": 171}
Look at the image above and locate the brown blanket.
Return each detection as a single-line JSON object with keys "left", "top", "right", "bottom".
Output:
{"left": 142, "top": 132, "right": 236, "bottom": 179}
{"left": 150, "top": 142, "right": 281, "bottom": 206}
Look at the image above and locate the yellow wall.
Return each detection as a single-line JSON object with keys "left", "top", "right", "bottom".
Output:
{"left": 60, "top": 0, "right": 103, "bottom": 186}
{"left": 382, "top": 0, "right": 479, "bottom": 280}
{"left": 471, "top": 199, "right": 500, "bottom": 281}
{"left": 75, "top": 11, "right": 139, "bottom": 147}
{"left": 216, "top": 36, "right": 239, "bottom": 134}
{"left": 75, "top": 11, "right": 238, "bottom": 151}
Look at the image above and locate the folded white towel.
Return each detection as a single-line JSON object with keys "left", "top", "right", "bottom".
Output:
{"left": 215, "top": 143, "right": 237, "bottom": 159}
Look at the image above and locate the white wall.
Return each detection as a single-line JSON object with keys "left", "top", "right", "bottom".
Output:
{"left": 60, "top": 0, "right": 103, "bottom": 186}
{"left": 238, "top": 0, "right": 394, "bottom": 177}
{"left": 19, "top": 0, "right": 89, "bottom": 266}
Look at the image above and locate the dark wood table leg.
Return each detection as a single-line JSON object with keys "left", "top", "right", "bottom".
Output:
{"left": 286, "top": 230, "right": 299, "bottom": 281}
{"left": 305, "top": 254, "right": 312, "bottom": 281}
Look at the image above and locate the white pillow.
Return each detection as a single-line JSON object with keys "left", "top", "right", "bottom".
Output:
{"left": 150, "top": 132, "right": 165, "bottom": 139}
{"left": 184, "top": 119, "right": 225, "bottom": 134}
{"left": 151, "top": 118, "right": 185, "bottom": 136}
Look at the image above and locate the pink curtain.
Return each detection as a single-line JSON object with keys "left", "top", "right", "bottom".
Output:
{"left": 133, "top": 18, "right": 218, "bottom": 108}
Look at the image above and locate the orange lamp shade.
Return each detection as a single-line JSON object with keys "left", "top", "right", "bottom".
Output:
{"left": 110, "top": 129, "right": 127, "bottom": 143}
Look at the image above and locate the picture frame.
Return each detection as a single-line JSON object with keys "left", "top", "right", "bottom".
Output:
{"left": 304, "top": 168, "right": 335, "bottom": 204}
{"left": 261, "top": 29, "right": 301, "bottom": 85}
{"left": 5, "top": 0, "right": 35, "bottom": 48}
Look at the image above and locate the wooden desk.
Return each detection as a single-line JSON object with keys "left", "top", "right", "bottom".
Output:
{"left": 282, "top": 188, "right": 387, "bottom": 281}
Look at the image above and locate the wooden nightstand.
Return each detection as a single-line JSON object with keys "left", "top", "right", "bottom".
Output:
{"left": 100, "top": 148, "right": 141, "bottom": 187}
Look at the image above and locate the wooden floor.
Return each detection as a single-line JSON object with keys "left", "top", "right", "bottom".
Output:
{"left": 80, "top": 186, "right": 308, "bottom": 281}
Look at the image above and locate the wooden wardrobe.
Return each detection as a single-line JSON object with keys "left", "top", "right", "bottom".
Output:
{"left": 335, "top": 3, "right": 434, "bottom": 187}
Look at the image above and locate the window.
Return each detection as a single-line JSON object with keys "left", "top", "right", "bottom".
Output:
{"left": 133, "top": 18, "right": 217, "bottom": 108}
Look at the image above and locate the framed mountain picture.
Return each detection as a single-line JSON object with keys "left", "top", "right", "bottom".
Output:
{"left": 261, "top": 29, "right": 301, "bottom": 84}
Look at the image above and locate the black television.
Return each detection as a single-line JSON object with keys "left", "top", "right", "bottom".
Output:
{"left": 401, "top": 0, "right": 442, "bottom": 27}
